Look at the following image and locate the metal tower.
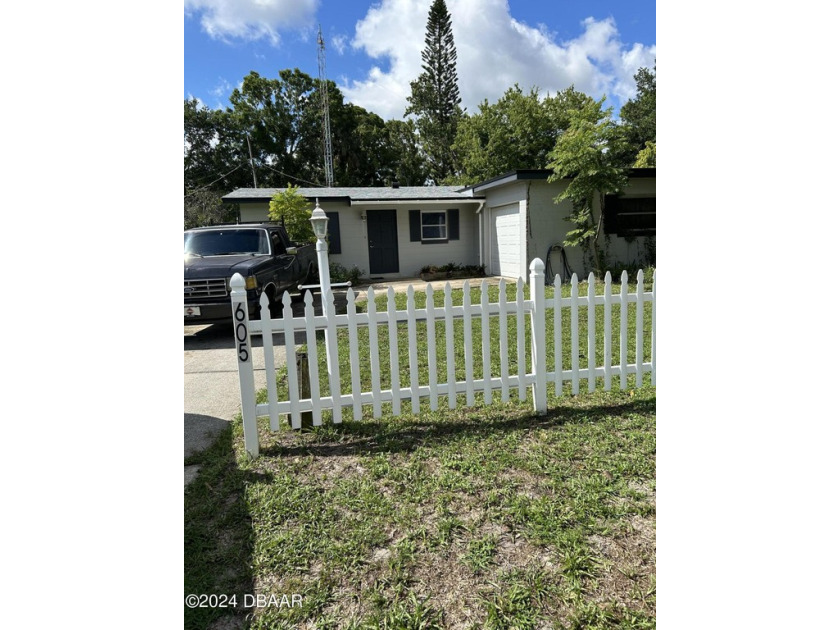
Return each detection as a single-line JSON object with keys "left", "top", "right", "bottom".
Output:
{"left": 317, "top": 25, "right": 335, "bottom": 188}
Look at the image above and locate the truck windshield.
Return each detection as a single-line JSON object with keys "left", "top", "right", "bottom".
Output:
{"left": 184, "top": 229, "right": 270, "bottom": 256}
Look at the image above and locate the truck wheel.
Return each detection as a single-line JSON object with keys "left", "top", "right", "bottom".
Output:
{"left": 264, "top": 288, "right": 281, "bottom": 318}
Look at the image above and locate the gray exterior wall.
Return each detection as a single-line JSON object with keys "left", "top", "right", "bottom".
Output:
{"left": 238, "top": 200, "right": 480, "bottom": 279}
{"left": 480, "top": 176, "right": 656, "bottom": 280}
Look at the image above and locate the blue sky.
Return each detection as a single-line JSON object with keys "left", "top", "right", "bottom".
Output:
{"left": 184, "top": 0, "right": 655, "bottom": 120}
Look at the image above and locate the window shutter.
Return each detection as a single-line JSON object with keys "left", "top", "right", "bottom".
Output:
{"left": 326, "top": 212, "right": 341, "bottom": 254}
{"left": 409, "top": 210, "right": 421, "bottom": 242}
{"left": 447, "top": 209, "right": 459, "bottom": 240}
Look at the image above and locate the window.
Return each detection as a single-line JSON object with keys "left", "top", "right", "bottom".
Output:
{"left": 184, "top": 229, "right": 270, "bottom": 256}
{"left": 603, "top": 196, "right": 655, "bottom": 237}
{"left": 409, "top": 209, "right": 460, "bottom": 243}
{"left": 421, "top": 211, "right": 447, "bottom": 240}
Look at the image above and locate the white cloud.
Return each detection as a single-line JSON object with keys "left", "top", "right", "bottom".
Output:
{"left": 210, "top": 78, "right": 234, "bottom": 99}
{"left": 184, "top": 0, "right": 319, "bottom": 44}
{"left": 331, "top": 34, "right": 348, "bottom": 55}
{"left": 339, "top": 0, "right": 655, "bottom": 120}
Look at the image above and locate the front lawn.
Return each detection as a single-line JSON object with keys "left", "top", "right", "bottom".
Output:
{"left": 185, "top": 279, "right": 656, "bottom": 629}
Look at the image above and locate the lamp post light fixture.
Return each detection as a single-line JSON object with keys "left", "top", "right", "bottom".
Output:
{"left": 309, "top": 198, "right": 330, "bottom": 241}
{"left": 309, "top": 198, "right": 332, "bottom": 299}
{"left": 310, "top": 198, "right": 335, "bottom": 382}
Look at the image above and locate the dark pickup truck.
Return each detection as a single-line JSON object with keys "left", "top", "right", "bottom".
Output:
{"left": 184, "top": 223, "right": 317, "bottom": 324}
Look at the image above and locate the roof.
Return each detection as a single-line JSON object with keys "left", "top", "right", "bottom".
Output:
{"left": 222, "top": 185, "right": 482, "bottom": 204}
{"left": 466, "top": 168, "right": 656, "bottom": 194}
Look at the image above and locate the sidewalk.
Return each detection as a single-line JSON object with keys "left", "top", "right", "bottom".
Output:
{"left": 184, "top": 324, "right": 287, "bottom": 487}
{"left": 351, "top": 275, "right": 500, "bottom": 300}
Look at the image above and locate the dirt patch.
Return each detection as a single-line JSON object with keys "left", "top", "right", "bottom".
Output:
{"left": 587, "top": 512, "right": 656, "bottom": 612}
{"left": 409, "top": 548, "right": 490, "bottom": 629}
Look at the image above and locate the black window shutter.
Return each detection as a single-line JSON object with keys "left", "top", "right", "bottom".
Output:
{"left": 409, "top": 210, "right": 421, "bottom": 242}
{"left": 447, "top": 209, "right": 459, "bottom": 240}
{"left": 326, "top": 212, "right": 341, "bottom": 254}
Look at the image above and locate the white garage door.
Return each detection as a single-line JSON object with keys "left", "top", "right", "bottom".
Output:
{"left": 490, "top": 204, "right": 521, "bottom": 278}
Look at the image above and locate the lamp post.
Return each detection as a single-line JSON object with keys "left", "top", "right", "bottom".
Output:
{"left": 309, "top": 198, "right": 334, "bottom": 382}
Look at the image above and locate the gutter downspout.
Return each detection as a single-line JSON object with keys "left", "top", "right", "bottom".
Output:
{"left": 476, "top": 201, "right": 485, "bottom": 268}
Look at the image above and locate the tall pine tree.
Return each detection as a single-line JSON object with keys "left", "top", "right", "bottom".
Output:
{"left": 406, "top": 0, "right": 462, "bottom": 184}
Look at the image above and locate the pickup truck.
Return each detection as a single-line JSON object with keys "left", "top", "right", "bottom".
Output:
{"left": 184, "top": 223, "right": 317, "bottom": 324}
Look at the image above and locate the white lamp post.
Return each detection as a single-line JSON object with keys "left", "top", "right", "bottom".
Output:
{"left": 309, "top": 198, "right": 335, "bottom": 381}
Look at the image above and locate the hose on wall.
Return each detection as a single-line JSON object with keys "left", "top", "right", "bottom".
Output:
{"left": 545, "top": 243, "right": 573, "bottom": 284}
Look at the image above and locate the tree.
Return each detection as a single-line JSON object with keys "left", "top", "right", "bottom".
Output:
{"left": 268, "top": 185, "right": 313, "bottom": 244}
{"left": 633, "top": 141, "right": 656, "bottom": 167}
{"left": 547, "top": 98, "right": 628, "bottom": 274}
{"left": 229, "top": 70, "right": 323, "bottom": 187}
{"left": 184, "top": 99, "right": 252, "bottom": 193}
{"left": 449, "top": 85, "right": 596, "bottom": 185}
{"left": 383, "top": 119, "right": 428, "bottom": 185}
{"left": 406, "top": 0, "right": 462, "bottom": 183}
{"left": 617, "top": 65, "right": 656, "bottom": 166}
{"left": 332, "top": 105, "right": 390, "bottom": 186}
{"left": 184, "top": 189, "right": 237, "bottom": 229}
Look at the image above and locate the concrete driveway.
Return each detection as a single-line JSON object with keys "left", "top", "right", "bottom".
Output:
{"left": 184, "top": 322, "right": 288, "bottom": 487}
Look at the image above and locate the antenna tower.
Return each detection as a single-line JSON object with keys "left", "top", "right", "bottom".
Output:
{"left": 317, "top": 25, "right": 335, "bottom": 188}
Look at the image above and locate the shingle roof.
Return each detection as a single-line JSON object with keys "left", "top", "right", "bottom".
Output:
{"left": 222, "top": 186, "right": 481, "bottom": 203}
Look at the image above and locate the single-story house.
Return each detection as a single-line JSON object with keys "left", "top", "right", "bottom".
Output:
{"left": 221, "top": 168, "right": 654, "bottom": 280}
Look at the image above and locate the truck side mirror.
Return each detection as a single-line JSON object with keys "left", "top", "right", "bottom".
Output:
{"left": 285, "top": 247, "right": 298, "bottom": 256}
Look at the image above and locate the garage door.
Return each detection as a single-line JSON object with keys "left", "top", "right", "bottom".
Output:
{"left": 490, "top": 205, "right": 521, "bottom": 278}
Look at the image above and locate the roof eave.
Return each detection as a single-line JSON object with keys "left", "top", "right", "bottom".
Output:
{"left": 466, "top": 167, "right": 655, "bottom": 193}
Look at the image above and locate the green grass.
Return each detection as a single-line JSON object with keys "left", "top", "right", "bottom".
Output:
{"left": 185, "top": 280, "right": 656, "bottom": 629}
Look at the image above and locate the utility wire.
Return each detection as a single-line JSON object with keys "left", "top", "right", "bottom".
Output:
{"left": 185, "top": 161, "right": 328, "bottom": 196}
{"left": 184, "top": 163, "right": 246, "bottom": 197}
{"left": 262, "top": 165, "right": 324, "bottom": 188}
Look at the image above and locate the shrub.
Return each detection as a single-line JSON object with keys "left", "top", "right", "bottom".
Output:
{"left": 328, "top": 262, "right": 364, "bottom": 286}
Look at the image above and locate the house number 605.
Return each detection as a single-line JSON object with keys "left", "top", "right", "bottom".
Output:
{"left": 234, "top": 303, "right": 249, "bottom": 362}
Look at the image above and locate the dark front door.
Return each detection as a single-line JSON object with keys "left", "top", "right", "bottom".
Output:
{"left": 367, "top": 209, "right": 399, "bottom": 274}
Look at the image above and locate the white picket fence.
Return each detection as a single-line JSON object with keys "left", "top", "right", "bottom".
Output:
{"left": 231, "top": 258, "right": 655, "bottom": 457}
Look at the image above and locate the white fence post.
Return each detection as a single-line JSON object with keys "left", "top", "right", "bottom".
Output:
{"left": 259, "top": 292, "right": 280, "bottom": 431}
{"left": 387, "top": 287, "right": 401, "bottom": 415}
{"left": 516, "top": 278, "right": 526, "bottom": 401}
{"left": 281, "top": 291, "right": 301, "bottom": 429}
{"left": 529, "top": 259, "right": 547, "bottom": 414}
{"left": 570, "top": 273, "right": 580, "bottom": 395}
{"left": 407, "top": 285, "right": 420, "bottom": 414}
{"left": 325, "top": 288, "right": 342, "bottom": 423}
{"left": 303, "top": 291, "right": 322, "bottom": 426}
{"left": 651, "top": 269, "right": 656, "bottom": 386}
{"left": 463, "top": 280, "right": 475, "bottom": 407}
{"left": 346, "top": 287, "right": 363, "bottom": 421}
{"left": 587, "top": 272, "right": 596, "bottom": 393}
{"left": 636, "top": 269, "right": 645, "bottom": 389}
{"left": 230, "top": 273, "right": 259, "bottom": 458}
{"left": 498, "top": 279, "right": 510, "bottom": 402}
{"left": 367, "top": 287, "right": 382, "bottom": 419}
{"left": 426, "top": 284, "right": 439, "bottom": 411}
{"left": 604, "top": 272, "right": 613, "bottom": 391}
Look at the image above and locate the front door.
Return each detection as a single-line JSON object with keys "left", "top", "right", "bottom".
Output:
{"left": 367, "top": 209, "right": 399, "bottom": 274}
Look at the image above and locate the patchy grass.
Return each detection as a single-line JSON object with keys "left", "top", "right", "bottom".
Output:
{"left": 186, "top": 390, "right": 655, "bottom": 629}
{"left": 185, "top": 280, "right": 655, "bottom": 628}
